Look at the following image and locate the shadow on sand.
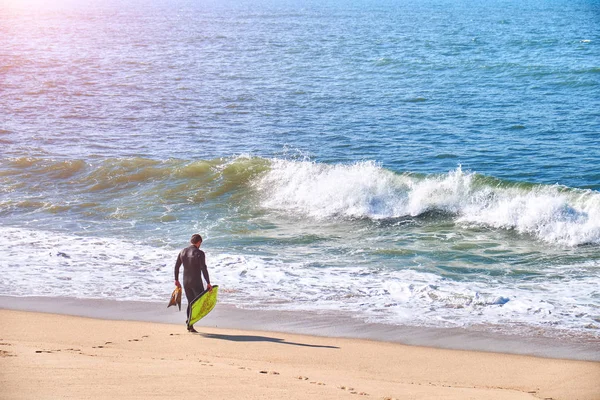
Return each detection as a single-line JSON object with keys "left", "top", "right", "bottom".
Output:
{"left": 200, "top": 333, "right": 339, "bottom": 349}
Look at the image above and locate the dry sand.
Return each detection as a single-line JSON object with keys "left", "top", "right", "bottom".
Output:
{"left": 1, "top": 310, "right": 599, "bottom": 400}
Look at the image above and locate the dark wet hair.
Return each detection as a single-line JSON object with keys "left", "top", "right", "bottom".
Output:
{"left": 190, "top": 234, "right": 203, "bottom": 244}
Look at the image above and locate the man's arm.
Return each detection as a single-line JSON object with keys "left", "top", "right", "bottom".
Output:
{"left": 174, "top": 253, "right": 182, "bottom": 287}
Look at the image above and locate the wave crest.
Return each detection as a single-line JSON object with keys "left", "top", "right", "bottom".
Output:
{"left": 3, "top": 156, "right": 599, "bottom": 246}
{"left": 254, "top": 160, "right": 600, "bottom": 246}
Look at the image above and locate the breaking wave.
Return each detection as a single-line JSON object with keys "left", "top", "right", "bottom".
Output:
{"left": 254, "top": 160, "right": 600, "bottom": 246}
{"left": 1, "top": 156, "right": 599, "bottom": 246}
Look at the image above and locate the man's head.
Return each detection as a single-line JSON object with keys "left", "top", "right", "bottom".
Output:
{"left": 190, "top": 234, "right": 203, "bottom": 246}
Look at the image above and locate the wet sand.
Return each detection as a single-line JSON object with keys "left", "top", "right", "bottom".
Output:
{"left": 1, "top": 295, "right": 598, "bottom": 361}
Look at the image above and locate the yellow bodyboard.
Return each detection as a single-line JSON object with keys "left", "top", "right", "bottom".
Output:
{"left": 188, "top": 285, "right": 219, "bottom": 327}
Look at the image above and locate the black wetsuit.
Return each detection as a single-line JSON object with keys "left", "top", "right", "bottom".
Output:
{"left": 174, "top": 245, "right": 211, "bottom": 323}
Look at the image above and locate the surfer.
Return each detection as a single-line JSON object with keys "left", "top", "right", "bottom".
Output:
{"left": 174, "top": 234, "right": 212, "bottom": 333}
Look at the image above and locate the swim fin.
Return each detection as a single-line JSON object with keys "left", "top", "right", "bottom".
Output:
{"left": 167, "top": 286, "right": 182, "bottom": 311}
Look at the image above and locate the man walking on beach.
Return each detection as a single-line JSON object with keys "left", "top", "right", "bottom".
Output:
{"left": 174, "top": 234, "right": 212, "bottom": 333}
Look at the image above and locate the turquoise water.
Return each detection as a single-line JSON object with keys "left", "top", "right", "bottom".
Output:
{"left": 1, "top": 0, "right": 599, "bottom": 340}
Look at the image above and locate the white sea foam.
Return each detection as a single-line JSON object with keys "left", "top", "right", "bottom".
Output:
{"left": 197, "top": 252, "right": 600, "bottom": 337}
{"left": 0, "top": 227, "right": 172, "bottom": 301}
{"left": 255, "top": 159, "right": 408, "bottom": 219}
{"left": 459, "top": 187, "right": 600, "bottom": 246}
{"left": 255, "top": 160, "right": 600, "bottom": 246}
{"left": 2, "top": 226, "right": 597, "bottom": 338}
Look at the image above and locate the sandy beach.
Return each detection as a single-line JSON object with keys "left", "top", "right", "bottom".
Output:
{"left": 1, "top": 309, "right": 599, "bottom": 400}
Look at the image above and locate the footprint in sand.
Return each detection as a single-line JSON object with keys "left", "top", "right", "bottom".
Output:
{"left": 339, "top": 386, "right": 368, "bottom": 396}
{"left": 0, "top": 342, "right": 15, "bottom": 358}
{"left": 93, "top": 342, "right": 113, "bottom": 348}
{"left": 129, "top": 336, "right": 150, "bottom": 342}
{"left": 1, "top": 350, "right": 15, "bottom": 357}
{"left": 259, "top": 370, "right": 280, "bottom": 375}
{"left": 296, "top": 376, "right": 309, "bottom": 380}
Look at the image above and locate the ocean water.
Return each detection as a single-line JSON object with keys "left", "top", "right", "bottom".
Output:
{"left": 1, "top": 0, "right": 599, "bottom": 341}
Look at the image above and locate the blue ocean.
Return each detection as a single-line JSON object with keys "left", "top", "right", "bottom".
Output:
{"left": 1, "top": 0, "right": 599, "bottom": 342}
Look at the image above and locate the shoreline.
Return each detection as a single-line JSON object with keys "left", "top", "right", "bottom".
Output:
{"left": 1, "top": 295, "right": 598, "bottom": 362}
{"left": 1, "top": 308, "right": 599, "bottom": 400}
